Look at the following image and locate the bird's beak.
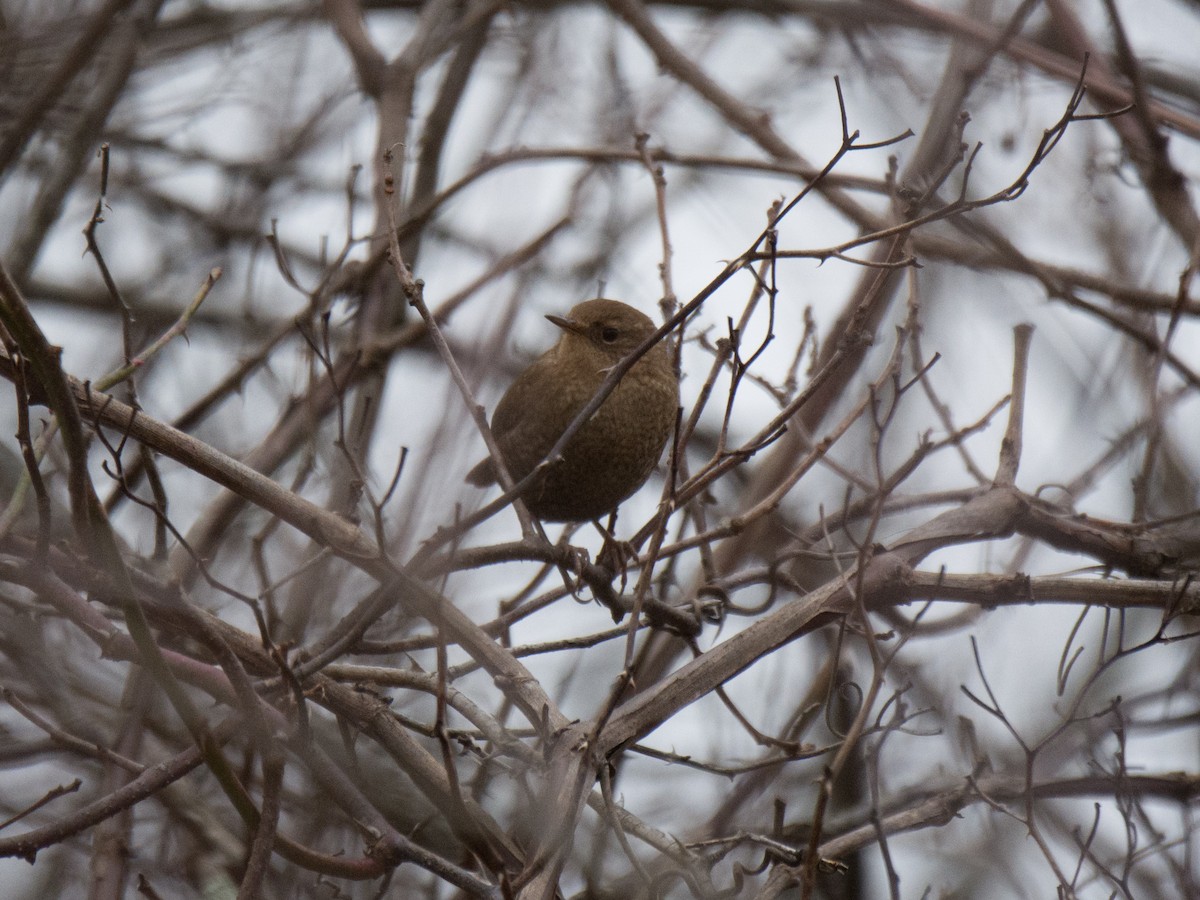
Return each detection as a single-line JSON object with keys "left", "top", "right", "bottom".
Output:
{"left": 545, "top": 313, "right": 586, "bottom": 336}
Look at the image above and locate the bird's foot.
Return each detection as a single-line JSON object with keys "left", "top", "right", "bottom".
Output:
{"left": 596, "top": 536, "right": 638, "bottom": 587}
{"left": 551, "top": 534, "right": 629, "bottom": 622}
{"left": 559, "top": 540, "right": 592, "bottom": 587}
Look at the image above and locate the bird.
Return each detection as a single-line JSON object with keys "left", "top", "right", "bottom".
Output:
{"left": 466, "top": 298, "right": 679, "bottom": 522}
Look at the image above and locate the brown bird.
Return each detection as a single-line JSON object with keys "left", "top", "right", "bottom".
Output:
{"left": 466, "top": 298, "right": 679, "bottom": 522}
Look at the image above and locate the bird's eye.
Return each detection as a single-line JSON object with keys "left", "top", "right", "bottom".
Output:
{"left": 600, "top": 326, "right": 620, "bottom": 343}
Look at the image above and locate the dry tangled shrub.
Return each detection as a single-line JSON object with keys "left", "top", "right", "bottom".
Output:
{"left": 0, "top": 2, "right": 1197, "bottom": 898}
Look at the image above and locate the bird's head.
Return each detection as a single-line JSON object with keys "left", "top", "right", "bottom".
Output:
{"left": 546, "top": 298, "right": 664, "bottom": 364}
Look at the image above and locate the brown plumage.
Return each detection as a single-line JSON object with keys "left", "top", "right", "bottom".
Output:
{"left": 466, "top": 298, "right": 679, "bottom": 522}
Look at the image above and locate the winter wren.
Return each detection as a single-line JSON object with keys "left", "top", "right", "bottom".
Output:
{"left": 466, "top": 298, "right": 679, "bottom": 522}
